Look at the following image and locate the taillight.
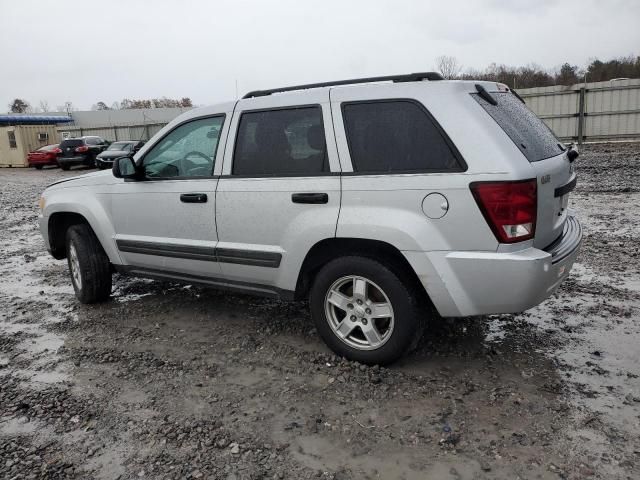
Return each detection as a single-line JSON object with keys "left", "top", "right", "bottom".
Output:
{"left": 470, "top": 179, "right": 537, "bottom": 243}
{"left": 75, "top": 145, "right": 89, "bottom": 153}
{"left": 54, "top": 148, "right": 62, "bottom": 154}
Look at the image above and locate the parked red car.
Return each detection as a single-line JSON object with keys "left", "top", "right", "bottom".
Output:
{"left": 27, "top": 144, "right": 60, "bottom": 169}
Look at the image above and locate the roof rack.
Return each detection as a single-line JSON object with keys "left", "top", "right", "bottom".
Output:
{"left": 242, "top": 72, "right": 444, "bottom": 99}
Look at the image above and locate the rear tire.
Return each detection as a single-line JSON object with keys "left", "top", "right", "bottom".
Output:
{"left": 309, "top": 256, "right": 424, "bottom": 365}
{"left": 59, "top": 163, "right": 70, "bottom": 171}
{"left": 34, "top": 165, "right": 43, "bottom": 170}
{"left": 65, "top": 224, "right": 112, "bottom": 303}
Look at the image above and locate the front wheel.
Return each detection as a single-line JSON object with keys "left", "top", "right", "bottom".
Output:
{"left": 59, "top": 163, "right": 70, "bottom": 171}
{"left": 310, "top": 256, "right": 424, "bottom": 365}
{"left": 66, "top": 224, "right": 112, "bottom": 303}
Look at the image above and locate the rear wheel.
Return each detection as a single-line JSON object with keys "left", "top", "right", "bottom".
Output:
{"left": 65, "top": 224, "right": 112, "bottom": 303}
{"left": 34, "top": 165, "right": 43, "bottom": 170}
{"left": 59, "top": 163, "right": 70, "bottom": 171}
{"left": 310, "top": 256, "right": 424, "bottom": 365}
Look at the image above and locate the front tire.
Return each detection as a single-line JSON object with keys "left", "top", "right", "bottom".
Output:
{"left": 65, "top": 224, "right": 112, "bottom": 303}
{"left": 59, "top": 163, "right": 70, "bottom": 171}
{"left": 310, "top": 256, "right": 424, "bottom": 365}
{"left": 34, "top": 165, "right": 43, "bottom": 170}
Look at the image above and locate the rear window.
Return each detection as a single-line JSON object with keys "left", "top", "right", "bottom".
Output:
{"left": 59, "top": 139, "right": 83, "bottom": 148}
{"left": 472, "top": 92, "right": 566, "bottom": 162}
{"left": 38, "top": 144, "right": 58, "bottom": 152}
{"left": 341, "top": 100, "right": 463, "bottom": 173}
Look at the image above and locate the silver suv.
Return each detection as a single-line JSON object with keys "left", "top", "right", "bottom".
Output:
{"left": 39, "top": 73, "right": 582, "bottom": 364}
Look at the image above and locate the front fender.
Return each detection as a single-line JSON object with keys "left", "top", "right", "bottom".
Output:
{"left": 42, "top": 187, "right": 122, "bottom": 264}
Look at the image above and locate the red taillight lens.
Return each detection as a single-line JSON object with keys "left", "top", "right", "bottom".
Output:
{"left": 75, "top": 145, "right": 89, "bottom": 153}
{"left": 54, "top": 148, "right": 62, "bottom": 154}
{"left": 470, "top": 179, "right": 537, "bottom": 243}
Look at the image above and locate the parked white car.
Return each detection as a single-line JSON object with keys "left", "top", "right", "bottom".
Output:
{"left": 39, "top": 73, "right": 581, "bottom": 364}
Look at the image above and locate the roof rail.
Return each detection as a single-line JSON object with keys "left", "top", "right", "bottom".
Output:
{"left": 242, "top": 72, "right": 444, "bottom": 99}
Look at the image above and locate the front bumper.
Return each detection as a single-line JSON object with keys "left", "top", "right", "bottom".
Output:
{"left": 96, "top": 158, "right": 115, "bottom": 167}
{"left": 405, "top": 216, "right": 582, "bottom": 317}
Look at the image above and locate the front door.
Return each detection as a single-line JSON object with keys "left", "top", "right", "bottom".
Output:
{"left": 111, "top": 114, "right": 228, "bottom": 278}
{"left": 215, "top": 91, "right": 342, "bottom": 294}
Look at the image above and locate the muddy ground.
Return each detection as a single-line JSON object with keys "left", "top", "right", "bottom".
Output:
{"left": 1, "top": 143, "right": 638, "bottom": 480}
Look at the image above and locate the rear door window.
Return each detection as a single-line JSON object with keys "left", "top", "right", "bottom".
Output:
{"left": 232, "top": 106, "right": 328, "bottom": 176}
{"left": 472, "top": 92, "right": 566, "bottom": 162}
{"left": 341, "top": 100, "right": 464, "bottom": 173}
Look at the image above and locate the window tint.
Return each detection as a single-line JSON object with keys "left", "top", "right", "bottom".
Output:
{"left": 342, "top": 101, "right": 461, "bottom": 173}
{"left": 233, "top": 107, "right": 328, "bottom": 176}
{"left": 7, "top": 131, "right": 17, "bottom": 149}
{"left": 143, "top": 116, "right": 224, "bottom": 178}
{"left": 472, "top": 92, "right": 565, "bottom": 162}
{"left": 85, "top": 137, "right": 99, "bottom": 145}
{"left": 59, "top": 139, "right": 83, "bottom": 148}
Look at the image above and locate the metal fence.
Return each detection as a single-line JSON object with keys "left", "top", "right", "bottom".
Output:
{"left": 56, "top": 122, "right": 167, "bottom": 143}
{"left": 518, "top": 78, "right": 640, "bottom": 143}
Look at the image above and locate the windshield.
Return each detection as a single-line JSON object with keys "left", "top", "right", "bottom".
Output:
{"left": 107, "top": 142, "right": 132, "bottom": 151}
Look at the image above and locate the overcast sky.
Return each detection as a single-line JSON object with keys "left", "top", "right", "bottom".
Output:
{"left": 1, "top": 0, "right": 638, "bottom": 111}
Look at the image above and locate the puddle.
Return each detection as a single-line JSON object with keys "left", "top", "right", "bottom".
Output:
{"left": 0, "top": 416, "right": 42, "bottom": 436}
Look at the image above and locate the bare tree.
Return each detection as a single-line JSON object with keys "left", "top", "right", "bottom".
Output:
{"left": 38, "top": 100, "right": 50, "bottom": 113}
{"left": 436, "top": 55, "right": 462, "bottom": 79}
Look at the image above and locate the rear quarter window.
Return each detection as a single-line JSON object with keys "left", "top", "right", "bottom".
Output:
{"left": 341, "top": 100, "right": 464, "bottom": 173}
{"left": 472, "top": 92, "right": 566, "bottom": 162}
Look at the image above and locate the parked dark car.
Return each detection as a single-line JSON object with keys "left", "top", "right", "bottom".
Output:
{"left": 95, "top": 140, "right": 145, "bottom": 170}
{"left": 27, "top": 144, "right": 60, "bottom": 169}
{"left": 56, "top": 136, "right": 110, "bottom": 170}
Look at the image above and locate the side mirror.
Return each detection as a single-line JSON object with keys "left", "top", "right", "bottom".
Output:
{"left": 112, "top": 156, "right": 140, "bottom": 179}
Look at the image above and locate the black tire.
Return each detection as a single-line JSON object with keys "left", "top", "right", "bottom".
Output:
{"left": 65, "top": 224, "right": 112, "bottom": 304}
{"left": 34, "top": 165, "right": 43, "bottom": 170}
{"left": 59, "top": 163, "right": 70, "bottom": 171}
{"left": 309, "top": 256, "right": 424, "bottom": 365}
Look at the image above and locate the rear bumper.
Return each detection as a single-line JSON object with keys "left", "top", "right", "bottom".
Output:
{"left": 57, "top": 156, "right": 89, "bottom": 166}
{"left": 405, "top": 216, "right": 582, "bottom": 317}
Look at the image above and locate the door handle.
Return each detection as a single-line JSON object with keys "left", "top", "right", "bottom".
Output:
{"left": 292, "top": 193, "right": 328, "bottom": 204}
{"left": 180, "top": 193, "right": 208, "bottom": 203}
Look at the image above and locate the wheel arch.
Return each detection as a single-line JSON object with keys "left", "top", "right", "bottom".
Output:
{"left": 47, "top": 211, "right": 92, "bottom": 259}
{"left": 47, "top": 209, "right": 118, "bottom": 264}
{"left": 294, "top": 237, "right": 430, "bottom": 305}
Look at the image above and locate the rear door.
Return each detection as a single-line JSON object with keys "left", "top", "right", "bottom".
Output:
{"left": 472, "top": 90, "right": 574, "bottom": 247}
{"left": 215, "top": 90, "right": 341, "bottom": 293}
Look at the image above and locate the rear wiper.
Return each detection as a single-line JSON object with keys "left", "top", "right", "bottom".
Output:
{"left": 475, "top": 84, "right": 498, "bottom": 105}
{"left": 511, "top": 88, "right": 526, "bottom": 104}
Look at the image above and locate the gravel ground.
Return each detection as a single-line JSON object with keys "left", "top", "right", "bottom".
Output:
{"left": 1, "top": 143, "right": 639, "bottom": 480}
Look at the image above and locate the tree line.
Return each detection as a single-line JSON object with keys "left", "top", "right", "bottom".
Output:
{"left": 7, "top": 55, "right": 639, "bottom": 113}
{"left": 7, "top": 97, "right": 193, "bottom": 114}
{"left": 436, "top": 55, "right": 640, "bottom": 89}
